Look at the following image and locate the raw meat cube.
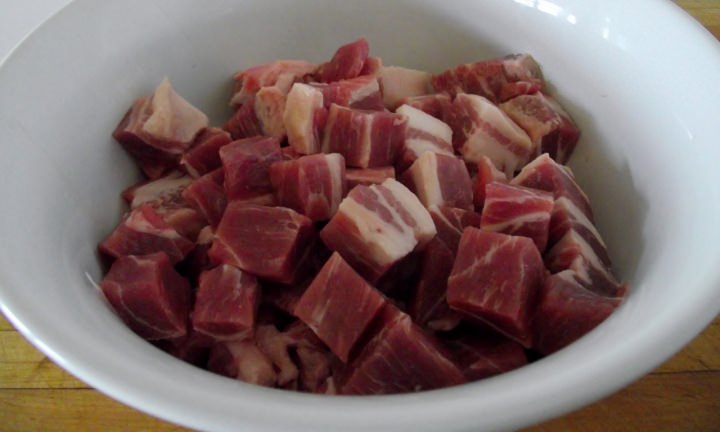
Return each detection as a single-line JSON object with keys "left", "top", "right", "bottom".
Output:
{"left": 549, "top": 196, "right": 608, "bottom": 254}
{"left": 123, "top": 170, "right": 206, "bottom": 240}
{"left": 230, "top": 60, "right": 316, "bottom": 108}
{"left": 399, "top": 93, "right": 452, "bottom": 120}
{"left": 113, "top": 79, "right": 209, "bottom": 178}
{"left": 311, "top": 75, "right": 384, "bottom": 110}
{"left": 395, "top": 104, "right": 454, "bottom": 172}
{"left": 284, "top": 83, "right": 325, "bottom": 155}
{"left": 431, "top": 54, "right": 544, "bottom": 103}
{"left": 209, "top": 203, "right": 315, "bottom": 283}
{"left": 377, "top": 66, "right": 431, "bottom": 109}
{"left": 511, "top": 153, "right": 593, "bottom": 221}
{"left": 220, "top": 136, "right": 283, "bottom": 202}
{"left": 532, "top": 271, "right": 621, "bottom": 355}
{"left": 321, "top": 104, "right": 407, "bottom": 168}
{"left": 269, "top": 153, "right": 346, "bottom": 221}
{"left": 191, "top": 265, "right": 259, "bottom": 340}
{"left": 401, "top": 152, "right": 473, "bottom": 210}
{"left": 360, "top": 56, "right": 383, "bottom": 75}
{"left": 99, "top": 252, "right": 191, "bottom": 340}
{"left": 428, "top": 205, "right": 482, "bottom": 254}
{"left": 409, "top": 238, "right": 462, "bottom": 331}
{"left": 480, "top": 182, "right": 555, "bottom": 252}
{"left": 544, "top": 229, "right": 625, "bottom": 297}
{"left": 223, "top": 95, "right": 264, "bottom": 139}
{"left": 207, "top": 339, "right": 277, "bottom": 387}
{"left": 473, "top": 155, "right": 509, "bottom": 209}
{"left": 320, "top": 178, "right": 436, "bottom": 282}
{"left": 442, "top": 327, "right": 527, "bottom": 381}
{"left": 180, "top": 127, "right": 232, "bottom": 177}
{"left": 346, "top": 166, "right": 396, "bottom": 189}
{"left": 226, "top": 87, "right": 291, "bottom": 139}
{"left": 340, "top": 306, "right": 465, "bottom": 394}
{"left": 446, "top": 93, "right": 534, "bottom": 177}
{"left": 447, "top": 229, "right": 545, "bottom": 347}
{"left": 500, "top": 92, "right": 581, "bottom": 164}
{"left": 315, "top": 38, "right": 369, "bottom": 83}
{"left": 181, "top": 168, "right": 227, "bottom": 227}
{"left": 294, "top": 253, "right": 387, "bottom": 362}
{"left": 99, "top": 204, "right": 194, "bottom": 264}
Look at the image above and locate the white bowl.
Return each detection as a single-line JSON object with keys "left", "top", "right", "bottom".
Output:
{"left": 1, "top": 0, "right": 719, "bottom": 430}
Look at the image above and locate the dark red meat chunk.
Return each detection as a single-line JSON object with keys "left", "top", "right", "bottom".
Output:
{"left": 220, "top": 136, "right": 283, "bottom": 203}
{"left": 181, "top": 168, "right": 227, "bottom": 227}
{"left": 180, "top": 127, "right": 232, "bottom": 177}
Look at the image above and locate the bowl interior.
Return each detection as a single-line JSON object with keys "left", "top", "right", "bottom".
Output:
{"left": 1, "top": 0, "right": 719, "bottom": 431}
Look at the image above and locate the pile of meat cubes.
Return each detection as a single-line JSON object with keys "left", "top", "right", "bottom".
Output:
{"left": 99, "top": 39, "right": 627, "bottom": 395}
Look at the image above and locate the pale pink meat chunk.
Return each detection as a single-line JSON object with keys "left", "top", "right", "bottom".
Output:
{"left": 294, "top": 253, "right": 387, "bottom": 362}
{"left": 378, "top": 66, "right": 431, "bottom": 109}
{"left": 99, "top": 252, "right": 191, "bottom": 340}
{"left": 399, "top": 93, "right": 452, "bottom": 120}
{"left": 284, "top": 83, "right": 325, "bottom": 154}
{"left": 209, "top": 203, "right": 315, "bottom": 283}
{"left": 532, "top": 270, "right": 621, "bottom": 355}
{"left": 511, "top": 153, "right": 593, "bottom": 221}
{"left": 431, "top": 54, "right": 544, "bottom": 103}
{"left": 340, "top": 306, "right": 465, "bottom": 394}
{"left": 230, "top": 60, "right": 316, "bottom": 108}
{"left": 447, "top": 229, "right": 545, "bottom": 347}
{"left": 321, "top": 104, "right": 407, "bottom": 168}
{"left": 269, "top": 153, "right": 346, "bottom": 221}
{"left": 191, "top": 265, "right": 259, "bottom": 341}
{"left": 395, "top": 104, "right": 454, "bottom": 172}
{"left": 208, "top": 339, "right": 277, "bottom": 387}
{"left": 320, "top": 178, "right": 436, "bottom": 282}
{"left": 99, "top": 204, "right": 194, "bottom": 264}
{"left": 500, "top": 92, "right": 581, "bottom": 164}
{"left": 345, "top": 166, "right": 396, "bottom": 189}
{"left": 446, "top": 93, "right": 534, "bottom": 176}
{"left": 480, "top": 182, "right": 555, "bottom": 252}
{"left": 401, "top": 152, "right": 473, "bottom": 210}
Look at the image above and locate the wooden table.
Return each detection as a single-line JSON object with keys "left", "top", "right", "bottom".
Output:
{"left": 2, "top": 2, "right": 719, "bottom": 431}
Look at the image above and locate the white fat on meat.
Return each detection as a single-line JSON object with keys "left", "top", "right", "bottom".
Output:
{"left": 284, "top": 83, "right": 324, "bottom": 154}
{"left": 553, "top": 197, "right": 606, "bottom": 248}
{"left": 378, "top": 66, "right": 431, "bottom": 109}
{"left": 125, "top": 207, "right": 184, "bottom": 240}
{"left": 405, "top": 152, "right": 444, "bottom": 207}
{"left": 396, "top": 104, "right": 453, "bottom": 159}
{"left": 130, "top": 172, "right": 193, "bottom": 209}
{"left": 142, "top": 78, "right": 208, "bottom": 151}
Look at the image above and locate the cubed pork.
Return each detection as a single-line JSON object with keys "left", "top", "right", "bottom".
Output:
{"left": 395, "top": 104, "right": 454, "bottom": 172}
{"left": 99, "top": 204, "right": 194, "bottom": 264}
{"left": 511, "top": 153, "right": 593, "bottom": 221}
{"left": 207, "top": 339, "right": 277, "bottom": 387}
{"left": 532, "top": 270, "right": 621, "bottom": 355}
{"left": 377, "top": 66, "right": 431, "bottom": 109}
{"left": 223, "top": 95, "right": 264, "bottom": 139}
{"left": 315, "top": 38, "right": 369, "bottom": 83}
{"left": 269, "top": 153, "right": 346, "bottom": 221}
{"left": 311, "top": 75, "right": 383, "bottom": 110}
{"left": 442, "top": 327, "right": 527, "bottom": 381}
{"left": 431, "top": 54, "right": 544, "bottom": 103}
{"left": 409, "top": 238, "right": 462, "bottom": 331}
{"left": 360, "top": 56, "right": 383, "bottom": 75}
{"left": 220, "top": 136, "right": 283, "bottom": 203}
{"left": 226, "top": 87, "right": 291, "bottom": 139}
{"left": 180, "top": 127, "right": 232, "bottom": 177}
{"left": 399, "top": 93, "right": 452, "bottom": 120}
{"left": 284, "top": 83, "right": 325, "bottom": 155}
{"left": 294, "top": 253, "right": 387, "bottom": 362}
{"left": 500, "top": 93, "right": 580, "bottom": 164}
{"left": 191, "top": 265, "right": 259, "bottom": 341}
{"left": 320, "top": 178, "right": 436, "bottom": 282}
{"left": 549, "top": 196, "right": 608, "bottom": 254}
{"left": 446, "top": 93, "right": 534, "bottom": 176}
{"left": 181, "top": 168, "right": 227, "bottom": 227}
{"left": 544, "top": 229, "right": 625, "bottom": 297}
{"left": 99, "top": 252, "right": 191, "bottom": 340}
{"left": 473, "top": 155, "right": 509, "bottom": 209}
{"left": 340, "top": 306, "right": 465, "bottom": 394}
{"left": 230, "top": 60, "right": 316, "bottom": 108}
{"left": 209, "top": 203, "right": 315, "bottom": 283}
{"left": 447, "top": 229, "right": 545, "bottom": 347}
{"left": 428, "top": 205, "right": 482, "bottom": 254}
{"left": 480, "top": 182, "right": 555, "bottom": 252}
{"left": 401, "top": 152, "right": 473, "bottom": 210}
{"left": 322, "top": 104, "right": 407, "bottom": 168}
{"left": 345, "top": 166, "right": 396, "bottom": 189}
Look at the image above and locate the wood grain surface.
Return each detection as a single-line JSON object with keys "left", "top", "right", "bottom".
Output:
{"left": 1, "top": 1, "right": 718, "bottom": 431}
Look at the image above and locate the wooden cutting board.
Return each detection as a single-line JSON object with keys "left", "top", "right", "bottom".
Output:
{"left": 1, "top": 1, "right": 718, "bottom": 430}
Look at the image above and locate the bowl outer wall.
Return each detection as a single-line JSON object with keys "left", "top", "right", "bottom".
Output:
{"left": 0, "top": 0, "right": 719, "bottom": 431}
